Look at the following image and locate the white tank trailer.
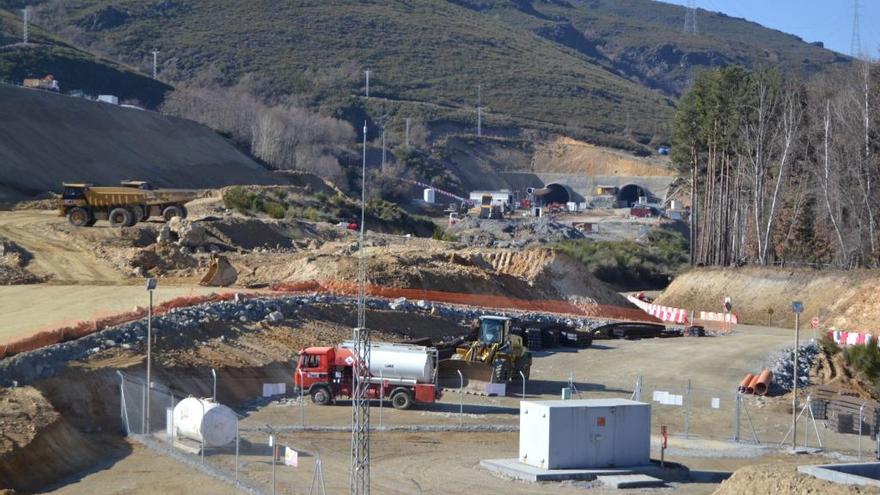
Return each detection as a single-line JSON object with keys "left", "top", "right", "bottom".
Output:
{"left": 172, "top": 397, "right": 238, "bottom": 447}
{"left": 339, "top": 341, "right": 436, "bottom": 383}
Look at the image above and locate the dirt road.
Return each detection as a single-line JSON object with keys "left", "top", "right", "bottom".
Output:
{"left": 0, "top": 210, "right": 123, "bottom": 284}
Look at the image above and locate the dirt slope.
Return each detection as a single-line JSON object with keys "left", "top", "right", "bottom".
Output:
{"left": 657, "top": 266, "right": 880, "bottom": 330}
{"left": 0, "top": 85, "right": 279, "bottom": 200}
{"left": 532, "top": 137, "right": 675, "bottom": 176}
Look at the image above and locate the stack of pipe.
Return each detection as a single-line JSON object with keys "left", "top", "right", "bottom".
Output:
{"left": 737, "top": 370, "right": 772, "bottom": 396}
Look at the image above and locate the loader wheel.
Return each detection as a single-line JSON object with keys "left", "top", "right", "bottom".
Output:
{"left": 390, "top": 388, "right": 413, "bottom": 410}
{"left": 492, "top": 358, "right": 510, "bottom": 383}
{"left": 514, "top": 353, "right": 532, "bottom": 381}
{"left": 162, "top": 205, "right": 184, "bottom": 222}
{"left": 108, "top": 207, "right": 133, "bottom": 228}
{"left": 310, "top": 387, "right": 331, "bottom": 406}
{"left": 67, "top": 207, "right": 91, "bottom": 227}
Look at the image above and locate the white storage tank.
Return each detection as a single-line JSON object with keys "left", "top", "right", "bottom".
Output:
{"left": 172, "top": 397, "right": 238, "bottom": 447}
{"left": 519, "top": 399, "right": 650, "bottom": 470}
{"left": 423, "top": 188, "right": 436, "bottom": 203}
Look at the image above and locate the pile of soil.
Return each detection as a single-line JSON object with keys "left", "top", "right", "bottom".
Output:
{"left": 0, "top": 238, "right": 43, "bottom": 285}
{"left": 657, "top": 266, "right": 880, "bottom": 330}
{"left": 449, "top": 216, "right": 585, "bottom": 248}
{"left": 247, "top": 244, "right": 633, "bottom": 307}
{"left": 713, "top": 463, "right": 874, "bottom": 494}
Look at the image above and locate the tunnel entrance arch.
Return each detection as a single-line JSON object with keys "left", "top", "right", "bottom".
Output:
{"left": 617, "top": 184, "right": 647, "bottom": 207}
{"left": 533, "top": 183, "right": 571, "bottom": 205}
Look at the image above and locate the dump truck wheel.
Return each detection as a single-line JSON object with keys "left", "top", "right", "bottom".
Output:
{"left": 492, "top": 358, "right": 510, "bottom": 383}
{"left": 310, "top": 386, "right": 331, "bottom": 406}
{"left": 390, "top": 388, "right": 413, "bottom": 410}
{"left": 138, "top": 205, "right": 150, "bottom": 222}
{"left": 162, "top": 205, "right": 184, "bottom": 221}
{"left": 67, "top": 207, "right": 91, "bottom": 227}
{"left": 125, "top": 206, "right": 140, "bottom": 227}
{"left": 85, "top": 217, "right": 97, "bottom": 227}
{"left": 180, "top": 206, "right": 189, "bottom": 219}
{"left": 108, "top": 207, "right": 133, "bottom": 227}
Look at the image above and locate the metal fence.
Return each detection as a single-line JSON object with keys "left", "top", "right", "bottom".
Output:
{"left": 118, "top": 368, "right": 874, "bottom": 494}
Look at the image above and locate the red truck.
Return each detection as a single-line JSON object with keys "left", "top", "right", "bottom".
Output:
{"left": 294, "top": 342, "right": 441, "bottom": 410}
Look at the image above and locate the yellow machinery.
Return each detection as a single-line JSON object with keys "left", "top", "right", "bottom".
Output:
{"left": 438, "top": 316, "right": 531, "bottom": 391}
{"left": 468, "top": 194, "right": 504, "bottom": 220}
{"left": 120, "top": 180, "right": 198, "bottom": 221}
{"left": 60, "top": 183, "right": 150, "bottom": 227}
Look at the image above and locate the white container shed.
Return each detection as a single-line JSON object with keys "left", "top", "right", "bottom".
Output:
{"left": 519, "top": 398, "right": 650, "bottom": 470}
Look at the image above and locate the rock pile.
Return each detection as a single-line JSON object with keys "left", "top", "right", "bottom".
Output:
{"left": 450, "top": 217, "right": 584, "bottom": 248}
{"left": 764, "top": 343, "right": 819, "bottom": 394}
{"left": 0, "top": 293, "right": 611, "bottom": 387}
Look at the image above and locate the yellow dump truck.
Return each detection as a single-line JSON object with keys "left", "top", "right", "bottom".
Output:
{"left": 60, "top": 183, "right": 149, "bottom": 227}
{"left": 119, "top": 180, "right": 197, "bottom": 221}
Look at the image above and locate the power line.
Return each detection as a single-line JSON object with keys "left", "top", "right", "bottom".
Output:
{"left": 851, "top": 0, "right": 863, "bottom": 59}
{"left": 683, "top": 0, "right": 698, "bottom": 35}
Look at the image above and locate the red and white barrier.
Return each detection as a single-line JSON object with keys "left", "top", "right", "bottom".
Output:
{"left": 699, "top": 311, "right": 739, "bottom": 325}
{"left": 828, "top": 330, "right": 875, "bottom": 347}
{"left": 626, "top": 296, "right": 689, "bottom": 324}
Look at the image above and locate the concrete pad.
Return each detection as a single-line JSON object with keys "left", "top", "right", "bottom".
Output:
{"left": 798, "top": 463, "right": 880, "bottom": 487}
{"left": 598, "top": 474, "right": 665, "bottom": 488}
{"left": 480, "top": 458, "right": 656, "bottom": 482}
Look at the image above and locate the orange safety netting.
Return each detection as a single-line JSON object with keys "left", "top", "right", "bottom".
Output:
{"left": 1, "top": 280, "right": 657, "bottom": 359}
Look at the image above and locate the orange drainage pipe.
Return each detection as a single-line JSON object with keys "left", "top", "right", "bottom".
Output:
{"left": 746, "top": 374, "right": 761, "bottom": 394}
{"left": 738, "top": 373, "right": 754, "bottom": 393}
{"left": 754, "top": 370, "right": 773, "bottom": 396}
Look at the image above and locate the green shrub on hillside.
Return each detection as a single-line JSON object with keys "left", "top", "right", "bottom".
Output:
{"left": 555, "top": 229, "right": 688, "bottom": 290}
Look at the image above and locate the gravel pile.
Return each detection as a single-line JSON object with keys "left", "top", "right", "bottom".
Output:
{"left": 0, "top": 294, "right": 611, "bottom": 387}
{"left": 764, "top": 343, "right": 819, "bottom": 394}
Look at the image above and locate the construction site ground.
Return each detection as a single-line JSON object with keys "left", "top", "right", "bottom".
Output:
{"left": 0, "top": 201, "right": 876, "bottom": 495}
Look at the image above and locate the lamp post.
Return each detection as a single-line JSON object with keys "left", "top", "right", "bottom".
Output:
{"left": 145, "top": 278, "right": 157, "bottom": 433}
{"left": 791, "top": 300, "right": 804, "bottom": 451}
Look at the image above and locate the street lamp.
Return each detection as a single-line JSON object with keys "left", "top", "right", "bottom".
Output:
{"left": 791, "top": 300, "right": 804, "bottom": 451}
{"left": 145, "top": 278, "right": 157, "bottom": 433}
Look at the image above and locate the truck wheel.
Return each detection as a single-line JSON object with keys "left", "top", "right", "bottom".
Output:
{"left": 492, "top": 358, "right": 510, "bottom": 383}
{"left": 180, "top": 206, "right": 189, "bottom": 219}
{"left": 136, "top": 204, "right": 149, "bottom": 222}
{"left": 310, "top": 387, "right": 331, "bottom": 406}
{"left": 108, "top": 207, "right": 133, "bottom": 228}
{"left": 390, "top": 388, "right": 413, "bottom": 410}
{"left": 125, "top": 206, "right": 140, "bottom": 226}
{"left": 162, "top": 205, "right": 184, "bottom": 222}
{"left": 67, "top": 207, "right": 91, "bottom": 227}
{"left": 85, "top": 217, "right": 97, "bottom": 227}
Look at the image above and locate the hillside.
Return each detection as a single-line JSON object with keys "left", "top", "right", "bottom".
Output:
{"left": 0, "top": 85, "right": 278, "bottom": 200}
{"left": 2, "top": 0, "right": 849, "bottom": 152}
{"left": 0, "top": 9, "right": 170, "bottom": 107}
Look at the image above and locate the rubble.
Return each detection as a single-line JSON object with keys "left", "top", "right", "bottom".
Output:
{"left": 449, "top": 217, "right": 585, "bottom": 248}
{"left": 0, "top": 293, "right": 613, "bottom": 387}
{"left": 764, "top": 343, "right": 819, "bottom": 394}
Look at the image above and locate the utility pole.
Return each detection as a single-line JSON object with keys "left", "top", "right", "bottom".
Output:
{"left": 405, "top": 118, "right": 411, "bottom": 148}
{"left": 791, "top": 301, "right": 804, "bottom": 451}
{"left": 381, "top": 127, "right": 386, "bottom": 173}
{"left": 151, "top": 50, "right": 160, "bottom": 79}
{"left": 683, "top": 0, "right": 697, "bottom": 35}
{"left": 477, "top": 83, "right": 482, "bottom": 137}
{"left": 350, "top": 122, "right": 371, "bottom": 494}
{"left": 851, "top": 0, "right": 863, "bottom": 59}
{"left": 22, "top": 7, "right": 29, "bottom": 45}
{"left": 145, "top": 278, "right": 157, "bottom": 433}
{"left": 365, "top": 69, "right": 371, "bottom": 98}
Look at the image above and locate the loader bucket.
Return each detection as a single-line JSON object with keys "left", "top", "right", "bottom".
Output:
{"left": 200, "top": 255, "right": 237, "bottom": 287}
{"left": 437, "top": 359, "right": 495, "bottom": 393}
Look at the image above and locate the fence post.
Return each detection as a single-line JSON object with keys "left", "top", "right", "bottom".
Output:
{"left": 142, "top": 382, "right": 147, "bottom": 434}
{"left": 234, "top": 417, "right": 240, "bottom": 483}
{"left": 211, "top": 368, "right": 217, "bottom": 402}
{"left": 519, "top": 370, "right": 526, "bottom": 399}
{"left": 859, "top": 402, "right": 866, "bottom": 460}
{"left": 297, "top": 368, "right": 305, "bottom": 427}
{"left": 684, "top": 379, "right": 691, "bottom": 439}
{"left": 733, "top": 392, "right": 741, "bottom": 443}
{"left": 379, "top": 370, "right": 384, "bottom": 426}
{"left": 457, "top": 370, "right": 464, "bottom": 427}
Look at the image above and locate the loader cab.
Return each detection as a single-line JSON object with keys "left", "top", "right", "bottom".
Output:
{"left": 479, "top": 316, "right": 511, "bottom": 345}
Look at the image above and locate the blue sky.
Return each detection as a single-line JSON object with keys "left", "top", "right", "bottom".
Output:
{"left": 659, "top": 0, "right": 880, "bottom": 57}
